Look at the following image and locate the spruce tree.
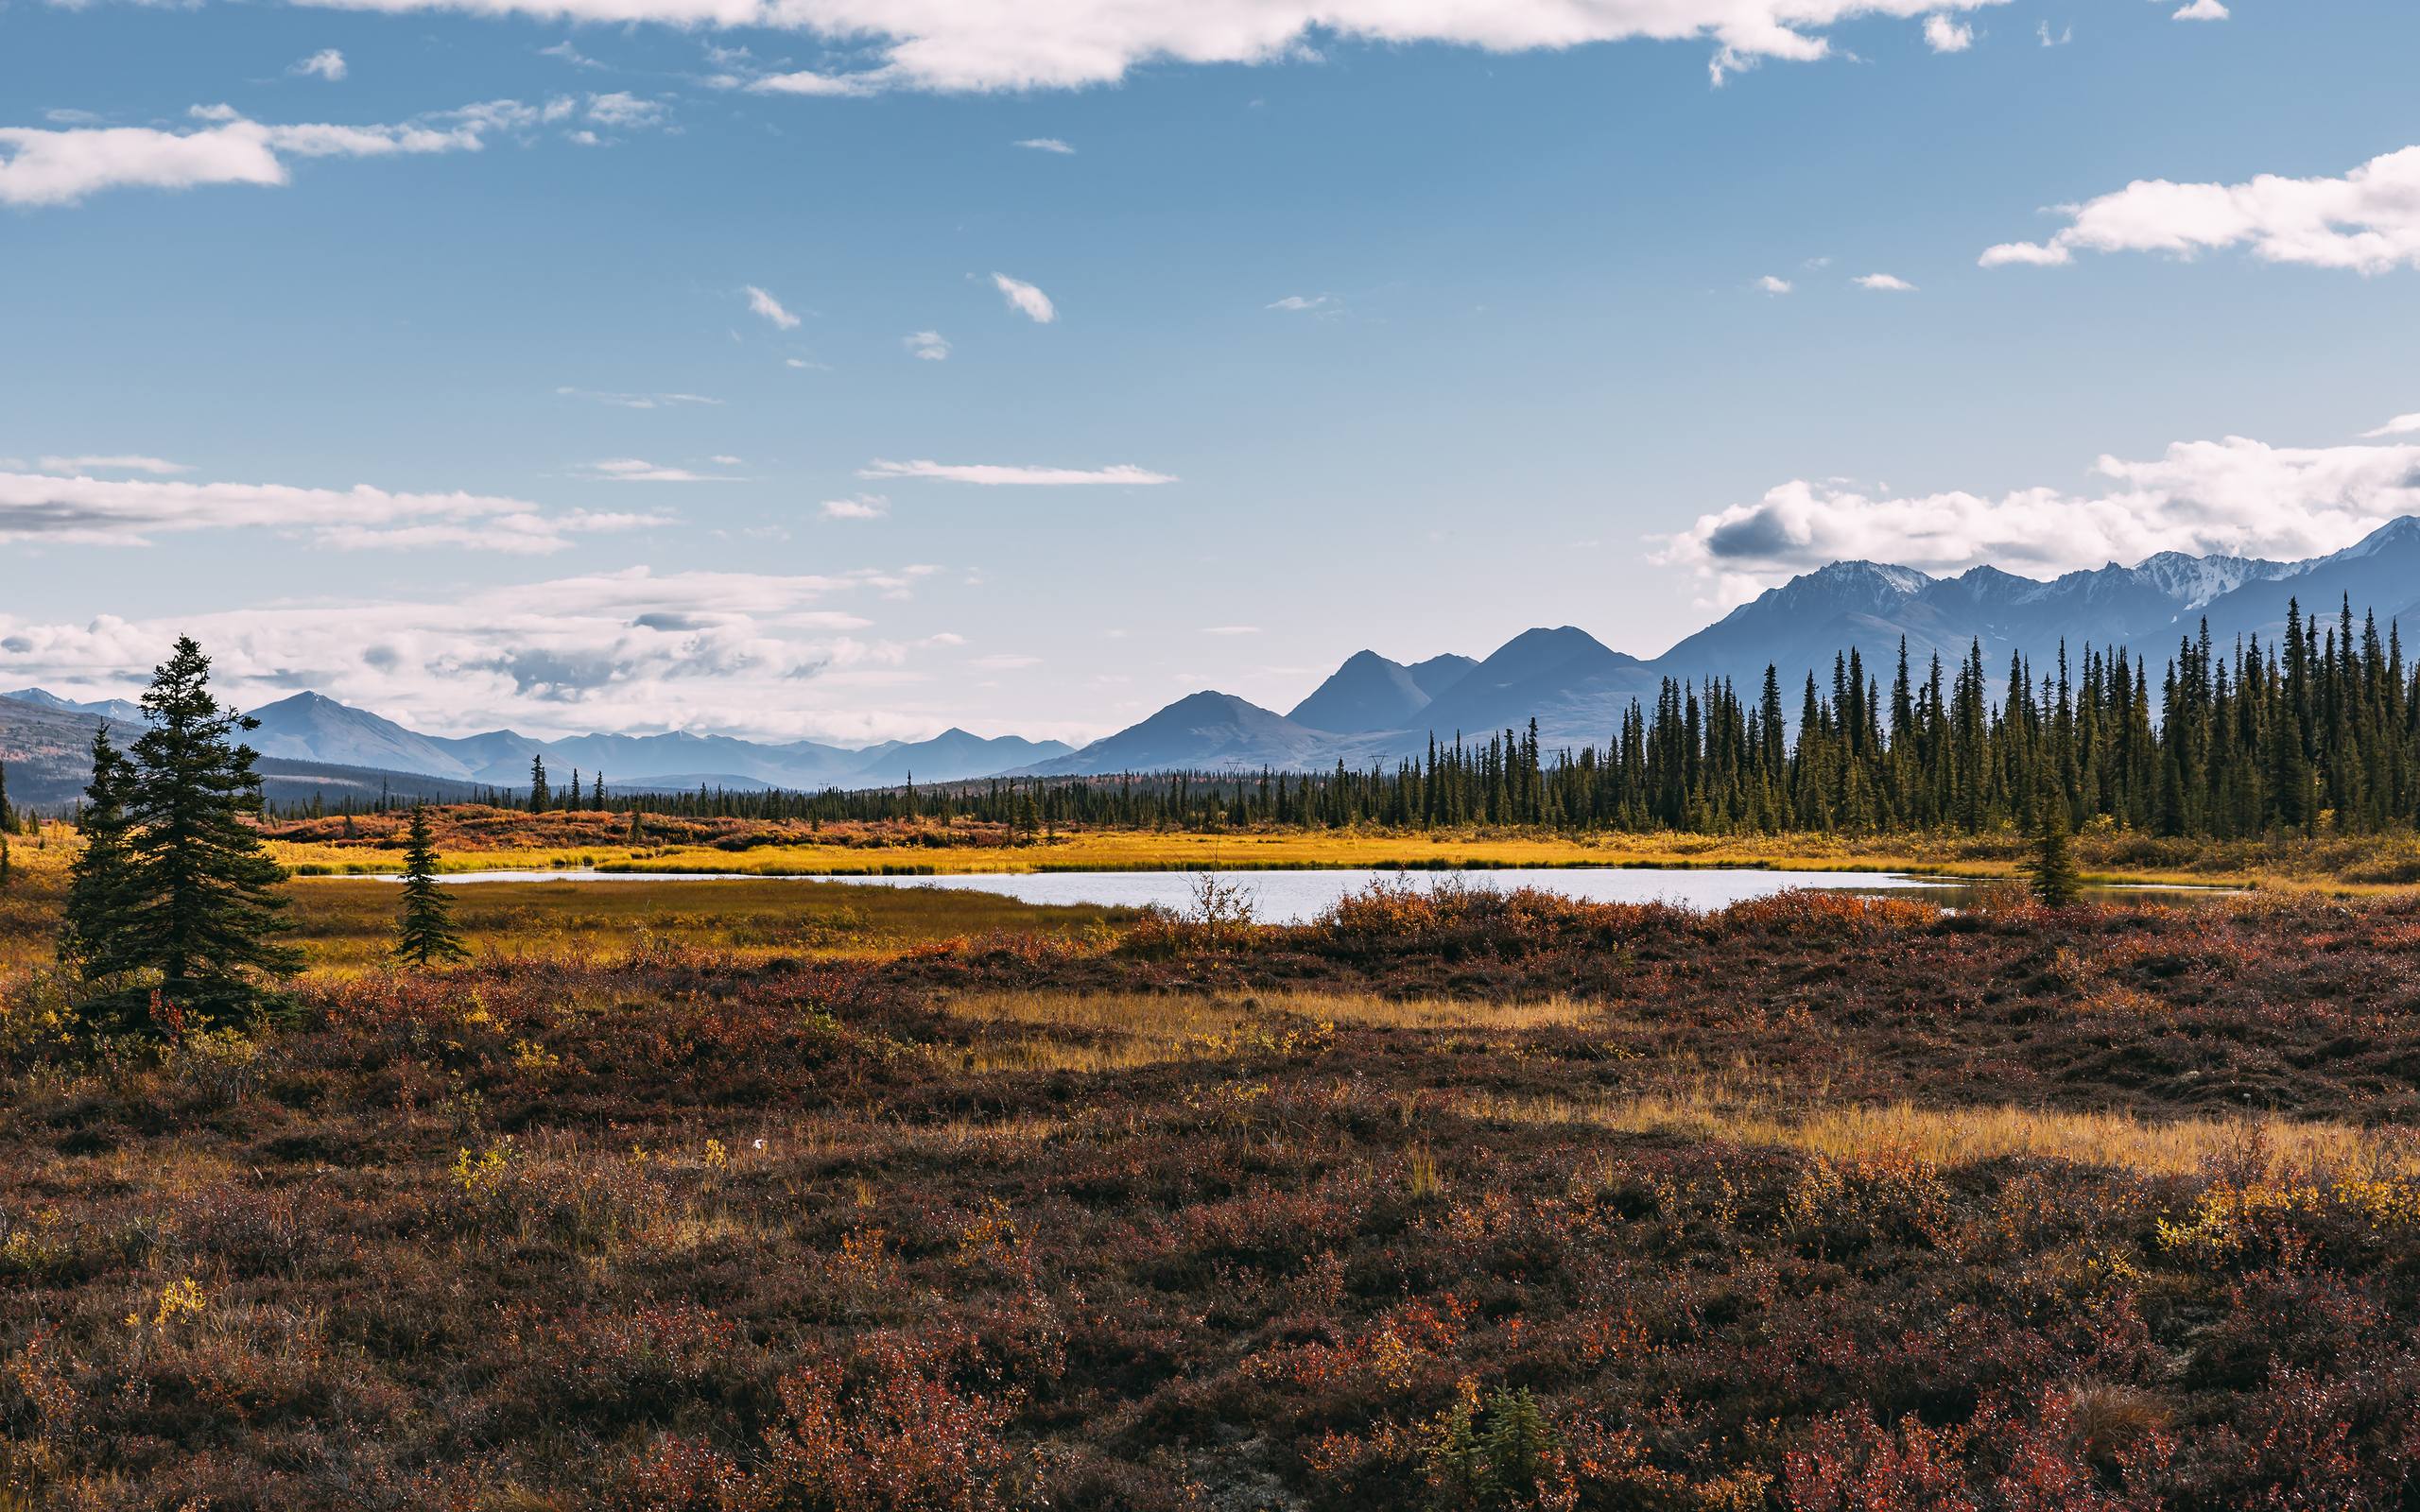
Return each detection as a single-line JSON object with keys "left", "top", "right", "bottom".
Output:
{"left": 2023, "top": 781, "right": 2083, "bottom": 908}
{"left": 60, "top": 730, "right": 143, "bottom": 986}
{"left": 529, "top": 755, "right": 550, "bottom": 814}
{"left": 393, "top": 804, "right": 468, "bottom": 967}
{"left": 122, "top": 637, "right": 301, "bottom": 1022}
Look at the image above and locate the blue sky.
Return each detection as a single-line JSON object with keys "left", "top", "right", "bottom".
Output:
{"left": 4, "top": 0, "right": 2418, "bottom": 744}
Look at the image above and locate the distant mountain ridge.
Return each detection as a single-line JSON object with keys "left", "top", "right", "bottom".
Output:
{"left": 14, "top": 517, "right": 2420, "bottom": 793}
{"left": 1023, "top": 515, "right": 2420, "bottom": 775}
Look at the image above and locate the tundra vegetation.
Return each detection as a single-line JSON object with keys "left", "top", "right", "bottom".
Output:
{"left": 11, "top": 640, "right": 2420, "bottom": 1508}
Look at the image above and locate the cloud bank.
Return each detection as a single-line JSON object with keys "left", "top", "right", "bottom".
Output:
{"left": 1982, "top": 145, "right": 2420, "bottom": 274}
{"left": 0, "top": 100, "right": 533, "bottom": 207}
{"left": 1656, "top": 433, "right": 2420, "bottom": 604}
{"left": 0, "top": 566, "right": 953, "bottom": 743}
{"left": 0, "top": 467, "right": 666, "bottom": 554}
{"left": 296, "top": 0, "right": 2012, "bottom": 94}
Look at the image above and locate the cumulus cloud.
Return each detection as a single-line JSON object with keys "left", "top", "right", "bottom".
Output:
{"left": 1755, "top": 275, "right": 1792, "bottom": 294}
{"left": 821, "top": 493, "right": 890, "bottom": 520}
{"left": 2171, "top": 0, "right": 2227, "bottom": 19}
{"left": 2362, "top": 413, "right": 2420, "bottom": 438}
{"left": 38, "top": 455, "right": 189, "bottom": 475}
{"left": 858, "top": 459, "right": 1177, "bottom": 486}
{"left": 991, "top": 271, "right": 1057, "bottom": 322}
{"left": 0, "top": 100, "right": 529, "bottom": 207}
{"left": 275, "top": 0, "right": 2010, "bottom": 95}
{"left": 290, "top": 48, "right": 349, "bottom": 80}
{"left": 0, "top": 467, "right": 662, "bottom": 554}
{"left": 1013, "top": 136, "right": 1073, "bottom": 153}
{"left": 904, "top": 330, "right": 951, "bottom": 360}
{"left": 1655, "top": 433, "right": 2420, "bottom": 605}
{"left": 743, "top": 284, "right": 801, "bottom": 329}
{"left": 1922, "top": 14, "right": 1973, "bottom": 51}
{"left": 1981, "top": 145, "right": 2420, "bottom": 274}
{"left": 0, "top": 565, "right": 953, "bottom": 742}
{"left": 1855, "top": 272, "right": 1917, "bottom": 290}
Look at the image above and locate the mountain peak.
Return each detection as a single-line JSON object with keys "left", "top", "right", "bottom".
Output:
{"left": 1288, "top": 651, "right": 1431, "bottom": 734}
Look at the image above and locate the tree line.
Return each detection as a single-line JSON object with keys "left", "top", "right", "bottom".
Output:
{"left": 489, "top": 595, "right": 2391, "bottom": 843}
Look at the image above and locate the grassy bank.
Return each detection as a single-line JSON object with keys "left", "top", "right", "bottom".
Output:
{"left": 252, "top": 805, "right": 2420, "bottom": 892}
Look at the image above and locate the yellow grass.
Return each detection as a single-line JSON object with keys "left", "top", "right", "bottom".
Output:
{"left": 258, "top": 821, "right": 2381, "bottom": 892}
{"left": 1469, "top": 1086, "right": 2420, "bottom": 1179}
{"left": 936, "top": 988, "right": 1609, "bottom": 1074}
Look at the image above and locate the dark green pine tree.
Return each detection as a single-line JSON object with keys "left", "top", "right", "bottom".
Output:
{"left": 60, "top": 730, "right": 145, "bottom": 988}
{"left": 529, "top": 754, "right": 550, "bottom": 814}
{"left": 123, "top": 637, "right": 302, "bottom": 1022}
{"left": 393, "top": 805, "right": 468, "bottom": 968}
{"left": 2022, "top": 779, "right": 2084, "bottom": 908}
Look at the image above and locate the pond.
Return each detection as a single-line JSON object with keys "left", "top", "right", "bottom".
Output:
{"left": 393, "top": 866, "right": 2228, "bottom": 924}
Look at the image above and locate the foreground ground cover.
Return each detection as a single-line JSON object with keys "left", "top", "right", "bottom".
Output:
{"left": 259, "top": 805, "right": 2420, "bottom": 892}
{"left": 8, "top": 881, "right": 2420, "bottom": 1507}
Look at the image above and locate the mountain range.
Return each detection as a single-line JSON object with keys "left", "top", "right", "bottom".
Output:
{"left": 10, "top": 516, "right": 2420, "bottom": 802}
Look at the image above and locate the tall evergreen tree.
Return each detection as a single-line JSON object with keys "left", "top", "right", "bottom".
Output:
{"left": 393, "top": 805, "right": 468, "bottom": 967}
{"left": 121, "top": 637, "right": 301, "bottom": 1021}
{"left": 59, "top": 730, "right": 143, "bottom": 988}
{"left": 529, "top": 755, "right": 550, "bottom": 814}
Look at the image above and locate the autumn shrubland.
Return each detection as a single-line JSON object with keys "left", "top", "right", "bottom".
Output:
{"left": 11, "top": 855, "right": 2420, "bottom": 1506}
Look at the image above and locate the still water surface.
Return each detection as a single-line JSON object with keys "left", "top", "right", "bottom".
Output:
{"left": 405, "top": 866, "right": 2221, "bottom": 924}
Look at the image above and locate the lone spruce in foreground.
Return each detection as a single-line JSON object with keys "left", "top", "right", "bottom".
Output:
{"left": 394, "top": 804, "right": 468, "bottom": 967}
{"left": 61, "top": 637, "right": 299, "bottom": 1031}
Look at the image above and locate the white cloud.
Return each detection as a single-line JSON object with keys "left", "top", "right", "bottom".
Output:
{"left": 0, "top": 565, "right": 961, "bottom": 743}
{"left": 743, "top": 284, "right": 800, "bottom": 329}
{"left": 1013, "top": 136, "right": 1074, "bottom": 153}
{"left": 1981, "top": 145, "right": 2420, "bottom": 274}
{"left": 541, "top": 39, "right": 608, "bottom": 67}
{"left": 0, "top": 100, "right": 533, "bottom": 207}
{"left": 2362, "top": 413, "right": 2420, "bottom": 438}
{"left": 1201, "top": 625, "right": 1261, "bottom": 636}
{"left": 285, "top": 1, "right": 2011, "bottom": 95}
{"left": 991, "top": 271, "right": 1057, "bottom": 323}
{"left": 584, "top": 90, "right": 666, "bottom": 129}
{"left": 859, "top": 459, "right": 1177, "bottom": 486}
{"left": 0, "top": 467, "right": 659, "bottom": 554}
{"left": 290, "top": 48, "right": 349, "bottom": 80}
{"left": 38, "top": 455, "right": 190, "bottom": 475}
{"left": 1922, "top": 14, "right": 1972, "bottom": 51}
{"left": 821, "top": 493, "right": 890, "bottom": 520}
{"left": 556, "top": 386, "right": 722, "bottom": 408}
{"left": 905, "top": 330, "right": 951, "bottom": 360}
{"left": 1855, "top": 272, "right": 1917, "bottom": 290}
{"left": 1755, "top": 275, "right": 1792, "bottom": 294}
{"left": 1655, "top": 432, "right": 2420, "bottom": 604}
{"left": 2171, "top": 0, "right": 2227, "bottom": 19}
{"left": 2036, "top": 20, "right": 2070, "bottom": 44}
{"left": 1266, "top": 293, "right": 1334, "bottom": 311}
{"left": 579, "top": 457, "right": 744, "bottom": 482}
